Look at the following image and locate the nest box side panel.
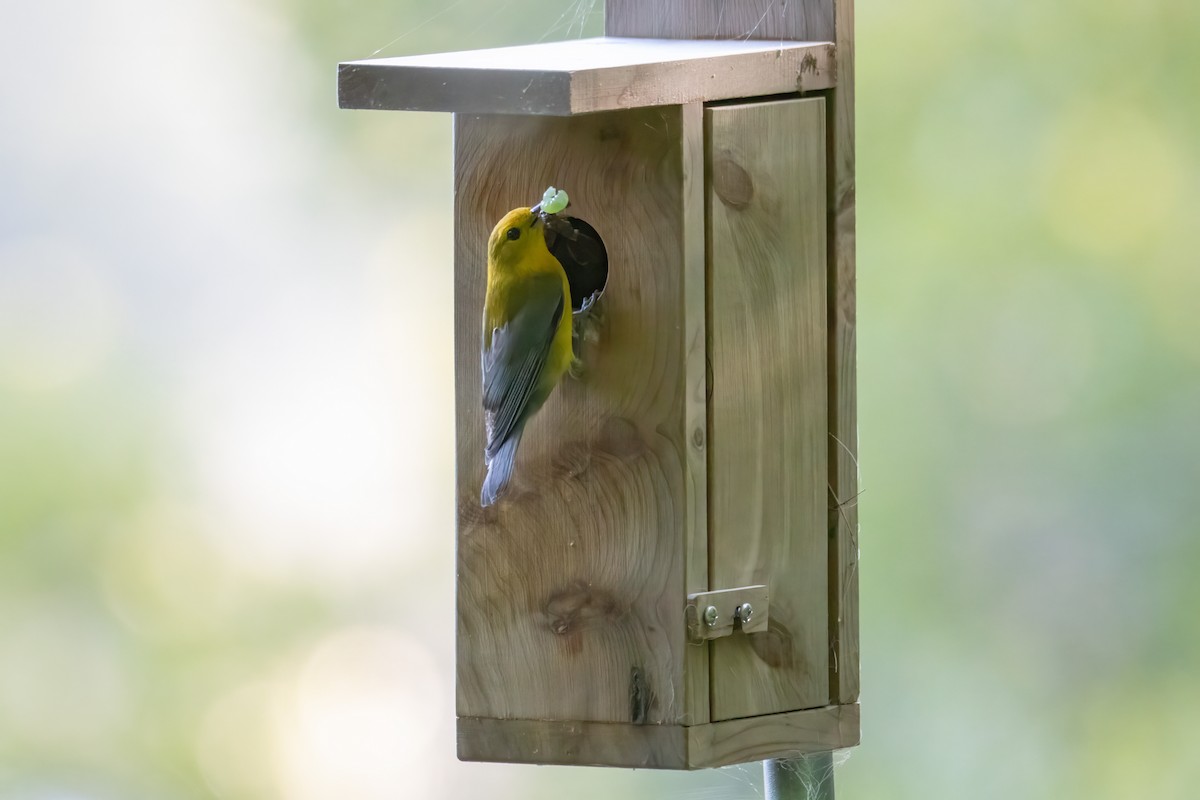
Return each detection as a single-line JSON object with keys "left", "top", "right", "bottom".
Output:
{"left": 706, "top": 97, "right": 829, "bottom": 721}
{"left": 829, "top": 0, "right": 860, "bottom": 706}
{"left": 453, "top": 106, "right": 708, "bottom": 728}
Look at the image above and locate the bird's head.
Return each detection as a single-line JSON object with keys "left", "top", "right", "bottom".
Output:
{"left": 487, "top": 207, "right": 547, "bottom": 269}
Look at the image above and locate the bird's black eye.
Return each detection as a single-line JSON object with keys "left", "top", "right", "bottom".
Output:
{"left": 506, "top": 227, "right": 520, "bottom": 241}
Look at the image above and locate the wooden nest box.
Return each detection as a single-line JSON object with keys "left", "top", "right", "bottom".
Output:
{"left": 339, "top": 0, "right": 859, "bottom": 771}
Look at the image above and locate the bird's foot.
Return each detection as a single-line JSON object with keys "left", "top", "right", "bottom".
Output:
{"left": 584, "top": 305, "right": 605, "bottom": 340}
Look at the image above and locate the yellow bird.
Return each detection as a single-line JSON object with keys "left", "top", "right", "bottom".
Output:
{"left": 480, "top": 206, "right": 574, "bottom": 506}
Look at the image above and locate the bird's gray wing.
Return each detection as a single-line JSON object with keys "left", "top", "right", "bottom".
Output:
{"left": 482, "top": 272, "right": 564, "bottom": 459}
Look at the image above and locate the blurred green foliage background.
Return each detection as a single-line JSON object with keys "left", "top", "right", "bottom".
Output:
{"left": 1, "top": 0, "right": 1197, "bottom": 797}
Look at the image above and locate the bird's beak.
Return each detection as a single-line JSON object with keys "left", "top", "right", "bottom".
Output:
{"left": 528, "top": 207, "right": 542, "bottom": 227}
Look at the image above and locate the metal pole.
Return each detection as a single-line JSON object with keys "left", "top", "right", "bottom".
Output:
{"left": 763, "top": 752, "right": 835, "bottom": 800}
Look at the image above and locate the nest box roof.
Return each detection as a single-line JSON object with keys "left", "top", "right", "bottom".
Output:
{"left": 338, "top": 36, "right": 833, "bottom": 116}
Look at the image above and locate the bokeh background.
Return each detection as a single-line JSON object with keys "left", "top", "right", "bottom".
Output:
{"left": 2, "top": 0, "right": 1198, "bottom": 797}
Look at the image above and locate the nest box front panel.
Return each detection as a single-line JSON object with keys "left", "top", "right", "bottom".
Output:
{"left": 705, "top": 96, "right": 829, "bottom": 721}
{"left": 452, "top": 106, "right": 708, "bottom": 726}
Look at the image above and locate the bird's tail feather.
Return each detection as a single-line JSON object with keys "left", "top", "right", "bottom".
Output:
{"left": 481, "top": 432, "right": 523, "bottom": 507}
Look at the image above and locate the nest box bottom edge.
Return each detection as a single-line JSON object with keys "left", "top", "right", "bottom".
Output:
{"left": 455, "top": 703, "right": 860, "bottom": 770}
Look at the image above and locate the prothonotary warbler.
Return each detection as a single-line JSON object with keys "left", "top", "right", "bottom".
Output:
{"left": 480, "top": 205, "right": 574, "bottom": 506}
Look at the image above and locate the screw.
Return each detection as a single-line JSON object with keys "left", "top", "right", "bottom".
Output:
{"left": 738, "top": 603, "right": 753, "bottom": 625}
{"left": 703, "top": 605, "right": 719, "bottom": 627}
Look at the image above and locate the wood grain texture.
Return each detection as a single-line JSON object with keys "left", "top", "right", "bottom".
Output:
{"left": 339, "top": 38, "right": 833, "bottom": 116}
{"left": 827, "top": 0, "right": 859, "bottom": 705}
{"left": 458, "top": 716, "right": 689, "bottom": 768}
{"left": 680, "top": 102, "right": 711, "bottom": 725}
{"left": 454, "top": 106, "right": 708, "bottom": 727}
{"left": 706, "top": 97, "right": 829, "bottom": 721}
{"left": 606, "top": 0, "right": 835, "bottom": 43}
{"left": 457, "top": 704, "right": 859, "bottom": 769}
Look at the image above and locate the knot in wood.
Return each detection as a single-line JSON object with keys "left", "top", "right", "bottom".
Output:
{"left": 712, "top": 154, "right": 754, "bottom": 210}
{"left": 552, "top": 441, "right": 593, "bottom": 479}
{"left": 597, "top": 416, "right": 646, "bottom": 460}
{"left": 748, "top": 619, "right": 798, "bottom": 670}
{"left": 544, "top": 580, "right": 621, "bottom": 636}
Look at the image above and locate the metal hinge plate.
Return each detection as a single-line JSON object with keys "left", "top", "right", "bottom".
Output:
{"left": 686, "top": 584, "right": 769, "bottom": 642}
